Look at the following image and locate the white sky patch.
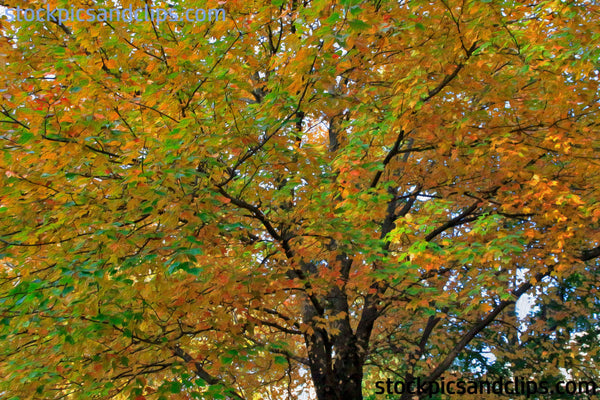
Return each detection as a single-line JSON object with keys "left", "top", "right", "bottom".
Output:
{"left": 516, "top": 293, "right": 535, "bottom": 320}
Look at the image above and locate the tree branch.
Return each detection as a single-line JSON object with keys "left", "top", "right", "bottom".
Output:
{"left": 172, "top": 345, "right": 246, "bottom": 400}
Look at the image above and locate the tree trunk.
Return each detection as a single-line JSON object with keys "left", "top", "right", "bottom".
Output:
{"left": 308, "top": 352, "right": 364, "bottom": 400}
{"left": 302, "top": 258, "right": 367, "bottom": 400}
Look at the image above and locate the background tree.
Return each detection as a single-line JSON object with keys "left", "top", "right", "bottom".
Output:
{"left": 1, "top": 0, "right": 600, "bottom": 399}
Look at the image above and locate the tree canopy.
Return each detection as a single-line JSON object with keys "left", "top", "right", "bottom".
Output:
{"left": 1, "top": 0, "right": 600, "bottom": 399}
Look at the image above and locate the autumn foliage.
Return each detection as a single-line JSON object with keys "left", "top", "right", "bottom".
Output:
{"left": 1, "top": 0, "right": 600, "bottom": 399}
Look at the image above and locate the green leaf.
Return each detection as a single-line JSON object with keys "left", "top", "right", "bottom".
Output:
{"left": 169, "top": 381, "right": 182, "bottom": 393}
{"left": 348, "top": 19, "right": 370, "bottom": 31}
{"left": 274, "top": 356, "right": 287, "bottom": 365}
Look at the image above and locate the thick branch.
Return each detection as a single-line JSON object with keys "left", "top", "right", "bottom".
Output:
{"left": 424, "top": 202, "right": 479, "bottom": 242}
{"left": 422, "top": 268, "right": 552, "bottom": 386}
{"left": 581, "top": 245, "right": 600, "bottom": 261}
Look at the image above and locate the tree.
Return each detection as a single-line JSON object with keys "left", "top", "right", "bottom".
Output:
{"left": 1, "top": 0, "right": 600, "bottom": 399}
